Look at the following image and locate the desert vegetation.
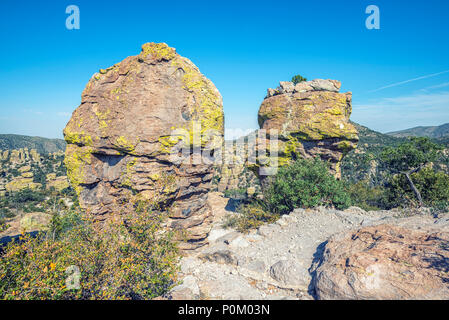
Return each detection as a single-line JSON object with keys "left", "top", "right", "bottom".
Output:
{"left": 224, "top": 136, "right": 449, "bottom": 233}
{"left": 347, "top": 137, "right": 449, "bottom": 212}
{"left": 0, "top": 202, "right": 180, "bottom": 300}
{"left": 224, "top": 158, "right": 351, "bottom": 232}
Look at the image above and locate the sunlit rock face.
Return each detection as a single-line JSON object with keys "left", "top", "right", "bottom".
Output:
{"left": 255, "top": 79, "right": 359, "bottom": 179}
{"left": 64, "top": 43, "right": 224, "bottom": 250}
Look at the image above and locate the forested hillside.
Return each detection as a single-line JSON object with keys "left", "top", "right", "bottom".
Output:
{"left": 0, "top": 134, "right": 65, "bottom": 154}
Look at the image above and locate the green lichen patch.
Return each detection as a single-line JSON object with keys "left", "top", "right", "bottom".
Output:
{"left": 64, "top": 128, "right": 94, "bottom": 147}
{"left": 64, "top": 145, "right": 93, "bottom": 195}
{"left": 166, "top": 56, "right": 224, "bottom": 151}
{"left": 113, "top": 136, "right": 139, "bottom": 153}
{"left": 141, "top": 42, "right": 176, "bottom": 61}
{"left": 120, "top": 157, "right": 137, "bottom": 188}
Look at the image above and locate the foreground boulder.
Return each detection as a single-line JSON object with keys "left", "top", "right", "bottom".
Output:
{"left": 313, "top": 224, "right": 449, "bottom": 300}
{"left": 255, "top": 79, "right": 358, "bottom": 178}
{"left": 64, "top": 43, "right": 224, "bottom": 250}
{"left": 165, "top": 201, "right": 449, "bottom": 300}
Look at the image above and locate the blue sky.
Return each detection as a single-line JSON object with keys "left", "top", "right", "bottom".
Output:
{"left": 1, "top": 0, "right": 449, "bottom": 139}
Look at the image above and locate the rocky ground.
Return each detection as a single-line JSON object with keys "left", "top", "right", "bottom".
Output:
{"left": 168, "top": 192, "right": 449, "bottom": 300}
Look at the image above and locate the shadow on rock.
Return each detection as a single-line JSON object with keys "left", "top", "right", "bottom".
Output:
{"left": 307, "top": 240, "right": 328, "bottom": 299}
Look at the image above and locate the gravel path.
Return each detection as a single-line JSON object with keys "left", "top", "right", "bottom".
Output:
{"left": 169, "top": 193, "right": 449, "bottom": 300}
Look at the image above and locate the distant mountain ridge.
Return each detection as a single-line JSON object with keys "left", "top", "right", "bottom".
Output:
{"left": 0, "top": 134, "right": 66, "bottom": 154}
{"left": 387, "top": 123, "right": 449, "bottom": 139}
{"left": 352, "top": 122, "right": 406, "bottom": 151}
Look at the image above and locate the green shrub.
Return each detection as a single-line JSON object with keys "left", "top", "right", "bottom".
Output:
{"left": 223, "top": 201, "right": 279, "bottom": 233}
{"left": 346, "top": 181, "right": 388, "bottom": 211}
{"left": 0, "top": 207, "right": 15, "bottom": 219}
{"left": 223, "top": 188, "right": 247, "bottom": 199}
{"left": 264, "top": 158, "right": 351, "bottom": 215}
{"left": 291, "top": 74, "right": 307, "bottom": 85}
{"left": 0, "top": 219, "right": 9, "bottom": 232}
{"left": 0, "top": 208, "right": 179, "bottom": 300}
{"left": 380, "top": 137, "right": 444, "bottom": 206}
{"left": 48, "top": 210, "right": 83, "bottom": 240}
{"left": 32, "top": 168, "right": 46, "bottom": 186}
{"left": 9, "top": 169, "right": 20, "bottom": 177}
{"left": 23, "top": 203, "right": 45, "bottom": 213}
{"left": 386, "top": 167, "right": 449, "bottom": 208}
{"left": 11, "top": 188, "right": 45, "bottom": 203}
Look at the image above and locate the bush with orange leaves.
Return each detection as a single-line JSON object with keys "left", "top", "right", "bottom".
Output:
{"left": 0, "top": 205, "right": 180, "bottom": 300}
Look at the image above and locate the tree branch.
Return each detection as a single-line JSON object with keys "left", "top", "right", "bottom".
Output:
{"left": 402, "top": 167, "right": 423, "bottom": 207}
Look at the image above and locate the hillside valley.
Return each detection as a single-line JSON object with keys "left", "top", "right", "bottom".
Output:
{"left": 0, "top": 134, "right": 65, "bottom": 154}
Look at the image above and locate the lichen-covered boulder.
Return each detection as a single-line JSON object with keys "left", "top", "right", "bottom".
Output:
{"left": 313, "top": 225, "right": 449, "bottom": 300}
{"left": 5, "top": 177, "right": 41, "bottom": 192}
{"left": 256, "top": 79, "right": 358, "bottom": 178}
{"left": 19, "top": 212, "right": 52, "bottom": 233}
{"left": 6, "top": 166, "right": 41, "bottom": 192}
{"left": 46, "top": 173, "right": 70, "bottom": 191}
{"left": 64, "top": 43, "right": 224, "bottom": 250}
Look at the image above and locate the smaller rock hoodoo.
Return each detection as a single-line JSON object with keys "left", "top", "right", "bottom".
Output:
{"left": 254, "top": 79, "right": 359, "bottom": 179}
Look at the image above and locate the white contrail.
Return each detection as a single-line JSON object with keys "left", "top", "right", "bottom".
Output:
{"left": 369, "top": 69, "right": 449, "bottom": 93}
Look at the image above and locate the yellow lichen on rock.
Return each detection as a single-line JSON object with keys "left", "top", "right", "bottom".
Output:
{"left": 64, "top": 145, "right": 92, "bottom": 195}
{"left": 172, "top": 56, "right": 224, "bottom": 138}
{"left": 6, "top": 178, "right": 41, "bottom": 192}
{"left": 121, "top": 157, "right": 137, "bottom": 188}
{"left": 114, "top": 136, "right": 138, "bottom": 153}
{"left": 19, "top": 212, "right": 52, "bottom": 233}
{"left": 255, "top": 80, "right": 359, "bottom": 178}
{"left": 21, "top": 171, "right": 33, "bottom": 178}
{"left": 63, "top": 42, "right": 224, "bottom": 249}
{"left": 46, "top": 173, "right": 70, "bottom": 191}
{"left": 141, "top": 42, "right": 177, "bottom": 61}
{"left": 63, "top": 121, "right": 94, "bottom": 147}
{"left": 18, "top": 165, "right": 31, "bottom": 172}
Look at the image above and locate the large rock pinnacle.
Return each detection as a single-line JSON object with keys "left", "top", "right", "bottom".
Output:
{"left": 256, "top": 79, "right": 359, "bottom": 178}
{"left": 64, "top": 42, "right": 224, "bottom": 250}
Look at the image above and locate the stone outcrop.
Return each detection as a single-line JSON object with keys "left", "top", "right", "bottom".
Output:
{"left": 1, "top": 150, "right": 9, "bottom": 161}
{"left": 0, "top": 212, "right": 52, "bottom": 239}
{"left": 5, "top": 177, "right": 41, "bottom": 192}
{"left": 46, "top": 173, "right": 70, "bottom": 191}
{"left": 214, "top": 141, "right": 260, "bottom": 195}
{"left": 5, "top": 165, "right": 41, "bottom": 192}
{"left": 2, "top": 148, "right": 41, "bottom": 165}
{"left": 63, "top": 43, "right": 224, "bottom": 250}
{"left": 19, "top": 212, "right": 52, "bottom": 233}
{"left": 211, "top": 79, "right": 359, "bottom": 194}
{"left": 255, "top": 79, "right": 358, "bottom": 178}
{"left": 313, "top": 225, "right": 449, "bottom": 300}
